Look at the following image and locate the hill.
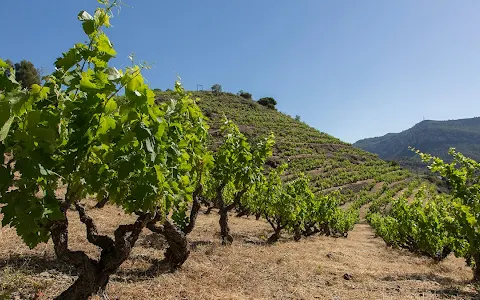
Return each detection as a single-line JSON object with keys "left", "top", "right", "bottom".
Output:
{"left": 353, "top": 117, "right": 480, "bottom": 171}
{"left": 156, "top": 90, "right": 412, "bottom": 196}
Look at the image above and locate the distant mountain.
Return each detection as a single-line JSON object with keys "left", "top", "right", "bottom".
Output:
{"left": 353, "top": 117, "right": 480, "bottom": 170}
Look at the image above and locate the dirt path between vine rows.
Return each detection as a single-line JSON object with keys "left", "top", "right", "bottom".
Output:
{"left": 0, "top": 203, "right": 477, "bottom": 299}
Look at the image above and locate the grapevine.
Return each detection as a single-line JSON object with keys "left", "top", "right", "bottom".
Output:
{"left": 0, "top": 1, "right": 209, "bottom": 298}
{"left": 206, "top": 118, "right": 274, "bottom": 244}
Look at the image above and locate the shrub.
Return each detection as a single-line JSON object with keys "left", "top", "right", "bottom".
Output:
{"left": 258, "top": 97, "right": 277, "bottom": 109}
{"left": 238, "top": 90, "right": 252, "bottom": 100}
{"left": 211, "top": 84, "right": 222, "bottom": 94}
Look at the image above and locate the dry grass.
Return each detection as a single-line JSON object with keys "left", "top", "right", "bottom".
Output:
{"left": 0, "top": 202, "right": 478, "bottom": 300}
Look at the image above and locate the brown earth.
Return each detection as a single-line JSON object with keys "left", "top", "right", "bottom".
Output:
{"left": 320, "top": 179, "right": 375, "bottom": 194}
{"left": 0, "top": 202, "right": 477, "bottom": 300}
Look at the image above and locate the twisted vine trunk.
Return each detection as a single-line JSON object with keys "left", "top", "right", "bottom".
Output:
{"left": 183, "top": 185, "right": 203, "bottom": 235}
{"left": 162, "top": 220, "right": 190, "bottom": 268}
{"left": 293, "top": 225, "right": 302, "bottom": 242}
{"left": 266, "top": 217, "right": 282, "bottom": 244}
{"left": 302, "top": 223, "right": 320, "bottom": 237}
{"left": 216, "top": 183, "right": 232, "bottom": 245}
{"left": 145, "top": 185, "right": 202, "bottom": 269}
{"left": 235, "top": 206, "right": 251, "bottom": 218}
{"left": 218, "top": 187, "right": 246, "bottom": 244}
{"left": 51, "top": 219, "right": 102, "bottom": 300}
{"left": 94, "top": 194, "right": 109, "bottom": 209}
{"left": 267, "top": 227, "right": 282, "bottom": 244}
{"left": 147, "top": 216, "right": 190, "bottom": 269}
{"left": 51, "top": 205, "right": 149, "bottom": 300}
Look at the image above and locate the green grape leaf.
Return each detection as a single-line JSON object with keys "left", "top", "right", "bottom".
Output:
{"left": 134, "top": 123, "right": 152, "bottom": 140}
{"left": 55, "top": 48, "right": 80, "bottom": 70}
{"left": 31, "top": 84, "right": 50, "bottom": 100}
{"left": 104, "top": 99, "right": 118, "bottom": 114}
{"left": 0, "top": 102, "right": 11, "bottom": 128}
{"left": 145, "top": 138, "right": 156, "bottom": 162}
{"left": 97, "top": 33, "right": 116, "bottom": 57}
{"left": 98, "top": 116, "right": 116, "bottom": 135}
{"left": 155, "top": 121, "right": 167, "bottom": 139}
{"left": 94, "top": 8, "right": 111, "bottom": 27}
{"left": 82, "top": 20, "right": 96, "bottom": 35}
{"left": 80, "top": 70, "right": 101, "bottom": 91}
{"left": 180, "top": 175, "right": 190, "bottom": 186}
{"left": 0, "top": 116, "right": 14, "bottom": 141}
{"left": 0, "top": 59, "right": 8, "bottom": 68}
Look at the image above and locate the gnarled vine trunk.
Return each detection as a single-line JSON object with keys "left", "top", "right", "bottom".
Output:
{"left": 216, "top": 183, "right": 232, "bottom": 245}
{"left": 303, "top": 223, "right": 320, "bottom": 237}
{"left": 51, "top": 204, "right": 150, "bottom": 300}
{"left": 293, "top": 225, "right": 302, "bottom": 241}
{"left": 235, "top": 206, "right": 251, "bottom": 218}
{"left": 147, "top": 215, "right": 190, "bottom": 269}
{"left": 51, "top": 219, "right": 103, "bottom": 300}
{"left": 94, "top": 194, "right": 109, "bottom": 209}
{"left": 163, "top": 220, "right": 190, "bottom": 268}
{"left": 145, "top": 185, "right": 203, "bottom": 269}
{"left": 266, "top": 217, "right": 282, "bottom": 244}
{"left": 267, "top": 227, "right": 282, "bottom": 244}
{"left": 183, "top": 184, "right": 203, "bottom": 235}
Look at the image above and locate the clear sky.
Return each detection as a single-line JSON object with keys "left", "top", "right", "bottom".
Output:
{"left": 2, "top": 1, "right": 480, "bottom": 143}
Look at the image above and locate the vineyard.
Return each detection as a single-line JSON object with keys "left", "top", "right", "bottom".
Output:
{"left": 1, "top": 1, "right": 479, "bottom": 299}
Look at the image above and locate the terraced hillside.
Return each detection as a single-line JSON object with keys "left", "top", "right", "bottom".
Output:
{"left": 156, "top": 90, "right": 413, "bottom": 209}
{"left": 182, "top": 92, "right": 454, "bottom": 242}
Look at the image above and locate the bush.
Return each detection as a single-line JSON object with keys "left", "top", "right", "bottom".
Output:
{"left": 211, "top": 84, "right": 222, "bottom": 94}
{"left": 238, "top": 90, "right": 252, "bottom": 100}
{"left": 258, "top": 97, "right": 277, "bottom": 109}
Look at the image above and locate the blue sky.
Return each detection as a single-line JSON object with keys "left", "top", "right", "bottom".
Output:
{"left": 2, "top": 1, "right": 480, "bottom": 143}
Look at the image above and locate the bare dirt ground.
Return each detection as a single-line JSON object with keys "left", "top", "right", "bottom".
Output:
{"left": 0, "top": 202, "right": 478, "bottom": 300}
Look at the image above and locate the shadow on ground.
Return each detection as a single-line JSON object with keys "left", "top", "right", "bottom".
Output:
{"left": 0, "top": 254, "right": 75, "bottom": 276}
{"left": 419, "top": 287, "right": 479, "bottom": 299}
{"left": 113, "top": 256, "right": 174, "bottom": 282}
{"left": 383, "top": 273, "right": 479, "bottom": 299}
{"left": 383, "top": 273, "right": 462, "bottom": 285}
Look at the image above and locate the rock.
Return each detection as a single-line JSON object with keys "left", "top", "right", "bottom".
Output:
{"left": 244, "top": 238, "right": 262, "bottom": 245}
{"left": 343, "top": 273, "right": 353, "bottom": 280}
{"left": 39, "top": 271, "right": 51, "bottom": 278}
